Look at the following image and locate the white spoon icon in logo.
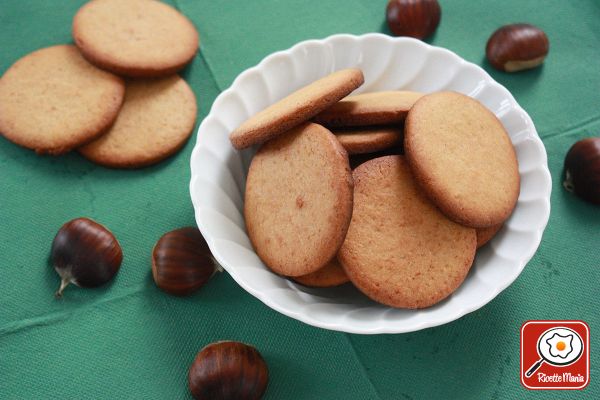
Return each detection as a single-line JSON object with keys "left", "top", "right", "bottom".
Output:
{"left": 525, "top": 327, "right": 584, "bottom": 377}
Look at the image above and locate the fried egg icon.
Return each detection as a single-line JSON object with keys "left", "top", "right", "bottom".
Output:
{"left": 546, "top": 332, "right": 573, "bottom": 358}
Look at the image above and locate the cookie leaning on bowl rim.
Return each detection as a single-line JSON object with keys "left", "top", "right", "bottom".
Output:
{"left": 72, "top": 0, "right": 199, "bottom": 77}
{"left": 338, "top": 155, "right": 476, "bottom": 309}
{"left": 244, "top": 122, "right": 353, "bottom": 277}
{"left": 0, "top": 45, "right": 124, "bottom": 155}
{"left": 404, "top": 91, "right": 520, "bottom": 228}
{"left": 229, "top": 68, "right": 364, "bottom": 149}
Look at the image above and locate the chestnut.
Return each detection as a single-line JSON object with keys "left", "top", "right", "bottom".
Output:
{"left": 486, "top": 23, "right": 549, "bottom": 72}
{"left": 563, "top": 137, "right": 600, "bottom": 205}
{"left": 151, "top": 227, "right": 219, "bottom": 296}
{"left": 188, "top": 341, "right": 269, "bottom": 400}
{"left": 51, "top": 217, "right": 122, "bottom": 297}
{"left": 386, "top": 0, "right": 441, "bottom": 40}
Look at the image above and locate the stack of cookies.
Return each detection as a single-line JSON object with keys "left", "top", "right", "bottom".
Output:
{"left": 232, "top": 68, "right": 519, "bottom": 309}
{"left": 0, "top": 0, "right": 198, "bottom": 168}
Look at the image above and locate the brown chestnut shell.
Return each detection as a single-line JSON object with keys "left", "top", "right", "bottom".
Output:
{"left": 51, "top": 217, "right": 123, "bottom": 296}
{"left": 386, "top": 0, "right": 441, "bottom": 40}
{"left": 151, "top": 227, "right": 216, "bottom": 296}
{"left": 563, "top": 137, "right": 600, "bottom": 205}
{"left": 188, "top": 341, "right": 269, "bottom": 400}
{"left": 486, "top": 23, "right": 549, "bottom": 72}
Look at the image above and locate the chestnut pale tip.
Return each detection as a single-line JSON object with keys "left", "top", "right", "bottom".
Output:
{"left": 486, "top": 23, "right": 549, "bottom": 72}
{"left": 55, "top": 275, "right": 71, "bottom": 298}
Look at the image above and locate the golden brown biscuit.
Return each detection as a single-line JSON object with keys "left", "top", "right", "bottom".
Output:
{"left": 79, "top": 76, "right": 197, "bottom": 168}
{"left": 405, "top": 91, "right": 520, "bottom": 228}
{"left": 293, "top": 259, "right": 349, "bottom": 287}
{"left": 338, "top": 156, "right": 476, "bottom": 309}
{"left": 334, "top": 126, "right": 402, "bottom": 155}
{"left": 73, "top": 0, "right": 199, "bottom": 77}
{"left": 245, "top": 122, "right": 353, "bottom": 277}
{"left": 314, "top": 91, "right": 423, "bottom": 127}
{"left": 0, "top": 45, "right": 124, "bottom": 155}
{"left": 230, "top": 69, "right": 364, "bottom": 149}
{"left": 476, "top": 223, "right": 503, "bottom": 248}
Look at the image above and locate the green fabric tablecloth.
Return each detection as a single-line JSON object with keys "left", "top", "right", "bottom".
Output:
{"left": 1, "top": 1, "right": 599, "bottom": 398}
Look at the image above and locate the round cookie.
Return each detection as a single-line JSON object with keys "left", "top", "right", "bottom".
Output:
{"left": 0, "top": 45, "right": 124, "bottom": 155}
{"left": 73, "top": 0, "right": 199, "bottom": 77}
{"left": 314, "top": 91, "right": 423, "bottom": 127}
{"left": 79, "top": 75, "right": 196, "bottom": 168}
{"left": 245, "top": 122, "right": 353, "bottom": 277}
{"left": 293, "top": 258, "right": 349, "bottom": 287}
{"left": 230, "top": 69, "right": 364, "bottom": 149}
{"left": 338, "top": 156, "right": 476, "bottom": 309}
{"left": 476, "top": 223, "right": 503, "bottom": 249}
{"left": 334, "top": 127, "right": 402, "bottom": 155}
{"left": 405, "top": 91, "right": 520, "bottom": 228}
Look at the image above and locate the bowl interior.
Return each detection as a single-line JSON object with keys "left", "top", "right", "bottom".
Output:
{"left": 190, "top": 34, "right": 551, "bottom": 334}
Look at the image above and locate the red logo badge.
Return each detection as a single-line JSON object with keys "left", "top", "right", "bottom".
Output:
{"left": 521, "top": 320, "right": 589, "bottom": 390}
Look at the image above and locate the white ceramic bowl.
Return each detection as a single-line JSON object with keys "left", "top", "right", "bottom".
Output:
{"left": 189, "top": 33, "right": 551, "bottom": 334}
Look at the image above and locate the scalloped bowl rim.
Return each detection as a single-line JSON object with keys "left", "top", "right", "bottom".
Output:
{"left": 190, "top": 33, "right": 552, "bottom": 334}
